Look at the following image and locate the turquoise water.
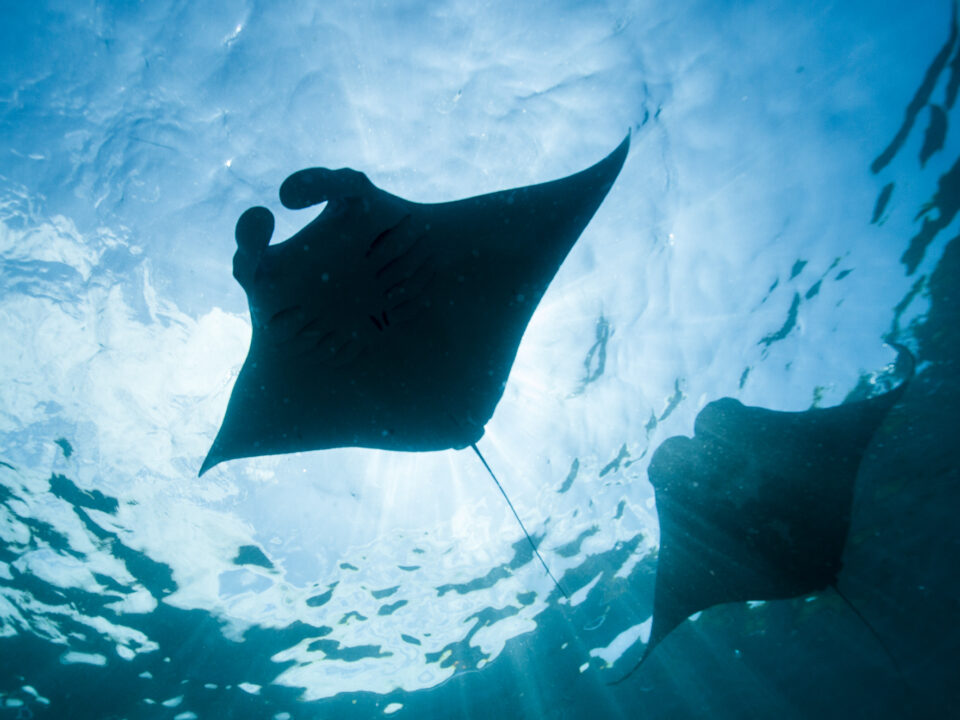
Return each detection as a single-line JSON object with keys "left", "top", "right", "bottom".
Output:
{"left": 1, "top": 1, "right": 958, "bottom": 718}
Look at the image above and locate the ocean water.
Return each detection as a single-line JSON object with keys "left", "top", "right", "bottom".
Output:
{"left": 1, "top": 0, "right": 958, "bottom": 718}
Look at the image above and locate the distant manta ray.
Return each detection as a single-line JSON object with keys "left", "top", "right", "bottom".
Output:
{"left": 612, "top": 344, "right": 914, "bottom": 683}
{"left": 201, "top": 134, "right": 631, "bottom": 593}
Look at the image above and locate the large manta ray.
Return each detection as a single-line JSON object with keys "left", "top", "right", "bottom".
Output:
{"left": 201, "top": 134, "right": 629, "bottom": 476}
{"left": 612, "top": 345, "right": 914, "bottom": 682}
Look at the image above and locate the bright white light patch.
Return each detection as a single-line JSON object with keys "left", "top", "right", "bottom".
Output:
{"left": 569, "top": 572, "right": 602, "bottom": 607}
{"left": 60, "top": 651, "right": 107, "bottom": 666}
{"left": 589, "top": 618, "right": 652, "bottom": 667}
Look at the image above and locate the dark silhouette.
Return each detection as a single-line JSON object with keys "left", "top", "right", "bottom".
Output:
{"left": 201, "top": 134, "right": 629, "bottom": 475}
{"left": 614, "top": 345, "right": 913, "bottom": 682}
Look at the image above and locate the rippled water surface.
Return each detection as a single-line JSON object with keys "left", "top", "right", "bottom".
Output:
{"left": 1, "top": 1, "right": 959, "bottom": 718}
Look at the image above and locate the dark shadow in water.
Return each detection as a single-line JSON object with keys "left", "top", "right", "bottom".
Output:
{"left": 48, "top": 473, "right": 117, "bottom": 513}
{"left": 435, "top": 532, "right": 546, "bottom": 598}
{"left": 233, "top": 544, "right": 274, "bottom": 569}
{"left": 573, "top": 316, "right": 612, "bottom": 395}
{"left": 901, "top": 156, "right": 960, "bottom": 274}
{"left": 871, "top": 2, "right": 956, "bottom": 173}
{"left": 920, "top": 105, "right": 948, "bottom": 166}
{"left": 872, "top": 182, "right": 894, "bottom": 223}
{"left": 759, "top": 292, "right": 799, "bottom": 348}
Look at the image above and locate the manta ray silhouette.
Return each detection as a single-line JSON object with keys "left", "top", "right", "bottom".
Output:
{"left": 200, "top": 135, "right": 629, "bottom": 592}
{"left": 201, "top": 133, "right": 629, "bottom": 475}
{"left": 613, "top": 345, "right": 914, "bottom": 682}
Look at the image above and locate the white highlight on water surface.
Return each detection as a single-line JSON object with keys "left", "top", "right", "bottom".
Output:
{"left": 589, "top": 618, "right": 652, "bottom": 667}
{"left": 569, "top": 572, "right": 603, "bottom": 607}
{"left": 60, "top": 651, "right": 107, "bottom": 666}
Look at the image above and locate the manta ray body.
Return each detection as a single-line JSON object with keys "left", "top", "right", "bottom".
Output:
{"left": 201, "top": 135, "right": 629, "bottom": 475}
{"left": 618, "top": 345, "right": 915, "bottom": 680}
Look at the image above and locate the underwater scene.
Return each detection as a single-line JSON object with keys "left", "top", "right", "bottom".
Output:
{"left": 1, "top": 0, "right": 958, "bottom": 718}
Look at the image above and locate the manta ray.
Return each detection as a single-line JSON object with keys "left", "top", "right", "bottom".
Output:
{"left": 613, "top": 345, "right": 914, "bottom": 682}
{"left": 202, "top": 134, "right": 629, "bottom": 474}
{"left": 200, "top": 135, "right": 630, "bottom": 592}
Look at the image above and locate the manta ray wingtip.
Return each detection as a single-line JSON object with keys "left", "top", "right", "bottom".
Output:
{"left": 607, "top": 639, "right": 656, "bottom": 686}
{"left": 198, "top": 451, "right": 222, "bottom": 477}
{"left": 608, "top": 130, "right": 631, "bottom": 169}
{"left": 884, "top": 341, "right": 916, "bottom": 382}
{"left": 567, "top": 131, "right": 630, "bottom": 203}
{"left": 587, "top": 131, "right": 630, "bottom": 192}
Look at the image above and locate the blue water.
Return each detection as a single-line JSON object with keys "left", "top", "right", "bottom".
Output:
{"left": 1, "top": 1, "right": 958, "bottom": 717}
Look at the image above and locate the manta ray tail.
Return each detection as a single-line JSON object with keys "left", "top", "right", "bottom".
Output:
{"left": 606, "top": 641, "right": 653, "bottom": 685}
{"left": 607, "top": 584, "right": 910, "bottom": 688}
{"left": 470, "top": 443, "right": 569, "bottom": 600}
{"left": 831, "top": 584, "right": 904, "bottom": 678}
{"left": 832, "top": 583, "right": 924, "bottom": 714}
